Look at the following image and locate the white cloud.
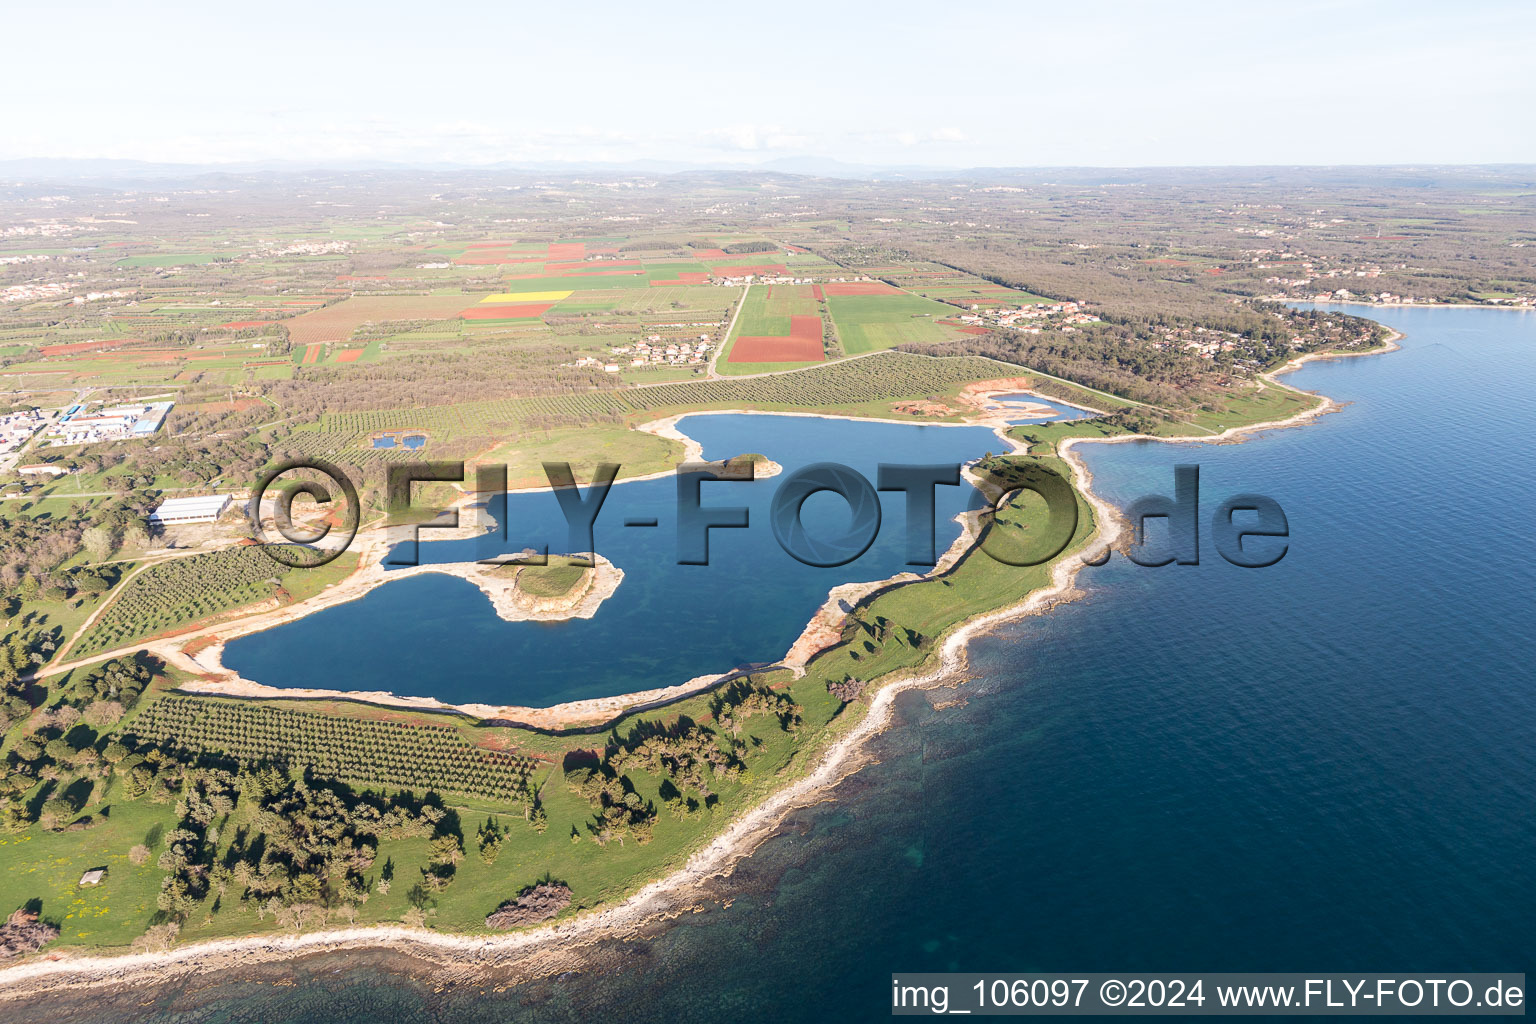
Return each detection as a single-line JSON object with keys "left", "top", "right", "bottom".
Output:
{"left": 705, "top": 125, "right": 814, "bottom": 153}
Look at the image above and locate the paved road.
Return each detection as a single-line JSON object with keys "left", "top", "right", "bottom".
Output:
{"left": 705, "top": 282, "right": 748, "bottom": 378}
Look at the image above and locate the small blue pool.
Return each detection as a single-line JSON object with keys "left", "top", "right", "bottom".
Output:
{"left": 370, "top": 433, "right": 428, "bottom": 450}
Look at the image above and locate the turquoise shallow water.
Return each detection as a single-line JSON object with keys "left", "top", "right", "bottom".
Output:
{"left": 30, "top": 306, "right": 1536, "bottom": 1022}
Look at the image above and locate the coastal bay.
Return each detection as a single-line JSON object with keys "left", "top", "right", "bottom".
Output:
{"left": 4, "top": 306, "right": 1530, "bottom": 1020}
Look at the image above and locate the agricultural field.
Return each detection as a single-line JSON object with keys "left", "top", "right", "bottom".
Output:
{"left": 0, "top": 229, "right": 861, "bottom": 407}
{"left": 813, "top": 256, "right": 1055, "bottom": 309}
{"left": 288, "top": 352, "right": 1016, "bottom": 467}
{"left": 823, "top": 289, "right": 965, "bottom": 353}
{"left": 284, "top": 296, "right": 484, "bottom": 345}
{"left": 69, "top": 549, "right": 360, "bottom": 659}
{"left": 126, "top": 698, "right": 541, "bottom": 800}
{"left": 0, "top": 337, "right": 294, "bottom": 387}
{"left": 720, "top": 284, "right": 827, "bottom": 372}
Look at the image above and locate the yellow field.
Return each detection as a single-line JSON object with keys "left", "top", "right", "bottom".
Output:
{"left": 481, "top": 291, "right": 573, "bottom": 303}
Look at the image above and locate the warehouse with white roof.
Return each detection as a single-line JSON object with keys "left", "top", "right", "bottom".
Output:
{"left": 147, "top": 494, "right": 233, "bottom": 526}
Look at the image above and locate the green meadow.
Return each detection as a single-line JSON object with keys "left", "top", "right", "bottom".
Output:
{"left": 825, "top": 293, "right": 960, "bottom": 353}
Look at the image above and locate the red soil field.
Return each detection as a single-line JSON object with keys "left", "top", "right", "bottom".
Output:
{"left": 462, "top": 303, "right": 555, "bottom": 320}
{"left": 729, "top": 335, "right": 825, "bottom": 362}
{"left": 1205, "top": 267, "right": 1225, "bottom": 275}
{"left": 957, "top": 326, "right": 990, "bottom": 335}
{"left": 694, "top": 247, "right": 788, "bottom": 259}
{"left": 812, "top": 285, "right": 825, "bottom": 300}
{"left": 300, "top": 344, "right": 323, "bottom": 365}
{"left": 822, "top": 282, "right": 902, "bottom": 296}
{"left": 788, "top": 315, "right": 822, "bottom": 338}
{"left": 728, "top": 315, "right": 824, "bottom": 363}
{"left": 649, "top": 272, "right": 711, "bottom": 287}
{"left": 284, "top": 296, "right": 478, "bottom": 344}
{"left": 334, "top": 349, "right": 364, "bottom": 362}
{"left": 544, "top": 260, "right": 640, "bottom": 273}
{"left": 335, "top": 275, "right": 388, "bottom": 282}
{"left": 548, "top": 243, "right": 586, "bottom": 260}
{"left": 40, "top": 339, "right": 142, "bottom": 356}
{"left": 217, "top": 320, "right": 275, "bottom": 329}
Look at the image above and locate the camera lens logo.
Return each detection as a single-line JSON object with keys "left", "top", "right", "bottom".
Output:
{"left": 248, "top": 459, "right": 360, "bottom": 568}
{"left": 770, "top": 462, "right": 883, "bottom": 567}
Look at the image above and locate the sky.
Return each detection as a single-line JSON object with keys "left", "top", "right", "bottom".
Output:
{"left": 8, "top": 0, "right": 1534, "bottom": 169}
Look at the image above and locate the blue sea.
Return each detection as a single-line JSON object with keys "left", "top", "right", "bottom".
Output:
{"left": 33, "top": 306, "right": 1535, "bottom": 1022}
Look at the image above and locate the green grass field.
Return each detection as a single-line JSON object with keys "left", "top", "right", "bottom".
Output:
{"left": 731, "top": 284, "right": 812, "bottom": 327}
{"left": 0, "top": 793, "right": 169, "bottom": 947}
{"left": 1162, "top": 383, "right": 1322, "bottom": 435}
{"left": 514, "top": 560, "right": 588, "bottom": 597}
{"left": 113, "top": 254, "right": 232, "bottom": 269}
{"left": 472, "top": 423, "right": 685, "bottom": 489}
{"left": 825, "top": 293, "right": 960, "bottom": 353}
{"left": 1009, "top": 418, "right": 1128, "bottom": 454}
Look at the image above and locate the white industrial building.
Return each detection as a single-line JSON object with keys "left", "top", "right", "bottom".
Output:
{"left": 148, "top": 494, "right": 233, "bottom": 526}
{"left": 49, "top": 400, "right": 173, "bottom": 446}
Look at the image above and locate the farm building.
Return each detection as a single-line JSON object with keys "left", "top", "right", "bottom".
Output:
{"left": 148, "top": 494, "right": 233, "bottom": 526}
{"left": 49, "top": 400, "right": 174, "bottom": 445}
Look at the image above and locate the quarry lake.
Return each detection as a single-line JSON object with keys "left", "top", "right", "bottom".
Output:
{"left": 38, "top": 305, "right": 1536, "bottom": 1024}
{"left": 223, "top": 413, "right": 1016, "bottom": 707}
